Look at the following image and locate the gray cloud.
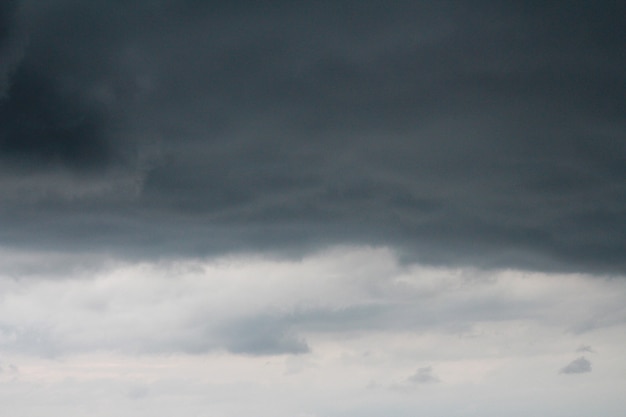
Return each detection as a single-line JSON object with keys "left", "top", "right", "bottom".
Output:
{"left": 408, "top": 366, "right": 440, "bottom": 384}
{"left": 0, "top": 67, "right": 115, "bottom": 171}
{"left": 1, "top": 1, "right": 625, "bottom": 274}
{"left": 576, "top": 345, "right": 594, "bottom": 353}
{"left": 560, "top": 356, "right": 592, "bottom": 374}
{"left": 218, "top": 314, "right": 310, "bottom": 356}
{"left": 0, "top": 1, "right": 25, "bottom": 101}
{"left": 4, "top": 248, "right": 621, "bottom": 359}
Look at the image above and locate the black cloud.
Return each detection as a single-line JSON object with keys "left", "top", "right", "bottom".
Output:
{"left": 218, "top": 315, "right": 310, "bottom": 356}
{"left": 0, "top": 0, "right": 21, "bottom": 95}
{"left": 0, "top": 1, "right": 18, "bottom": 44}
{"left": 1, "top": 1, "right": 625, "bottom": 274}
{"left": 0, "top": 67, "right": 112, "bottom": 170}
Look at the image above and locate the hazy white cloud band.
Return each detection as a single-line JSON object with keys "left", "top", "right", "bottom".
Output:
{"left": 1, "top": 246, "right": 625, "bottom": 416}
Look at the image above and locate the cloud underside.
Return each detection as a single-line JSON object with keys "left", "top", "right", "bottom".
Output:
{"left": 1, "top": 1, "right": 625, "bottom": 275}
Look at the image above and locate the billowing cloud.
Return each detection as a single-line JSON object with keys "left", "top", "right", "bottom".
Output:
{"left": 0, "top": 247, "right": 624, "bottom": 416}
{"left": 560, "top": 357, "right": 592, "bottom": 374}
{"left": 0, "top": 0, "right": 623, "bottom": 274}
{"left": 1, "top": 247, "right": 625, "bottom": 358}
{"left": 1, "top": 2, "right": 625, "bottom": 415}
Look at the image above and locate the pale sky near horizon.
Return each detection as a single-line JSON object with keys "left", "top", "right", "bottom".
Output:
{"left": 1, "top": 1, "right": 625, "bottom": 415}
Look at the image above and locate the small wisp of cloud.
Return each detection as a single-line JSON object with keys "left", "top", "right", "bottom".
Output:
{"left": 408, "top": 366, "right": 440, "bottom": 384}
{"left": 560, "top": 357, "right": 592, "bottom": 374}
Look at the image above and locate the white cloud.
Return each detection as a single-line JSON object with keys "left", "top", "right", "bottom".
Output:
{"left": 0, "top": 246, "right": 625, "bottom": 415}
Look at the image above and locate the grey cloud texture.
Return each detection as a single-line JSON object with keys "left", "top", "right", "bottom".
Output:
{"left": 1, "top": 1, "right": 625, "bottom": 274}
{"left": 1, "top": 247, "right": 624, "bottom": 358}
{"left": 560, "top": 356, "right": 592, "bottom": 374}
{"left": 1, "top": 248, "right": 626, "bottom": 416}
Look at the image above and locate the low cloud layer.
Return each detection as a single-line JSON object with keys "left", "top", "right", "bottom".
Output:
{"left": 0, "top": 1, "right": 624, "bottom": 274}
{"left": 1, "top": 247, "right": 624, "bottom": 357}
{"left": 0, "top": 246, "right": 625, "bottom": 416}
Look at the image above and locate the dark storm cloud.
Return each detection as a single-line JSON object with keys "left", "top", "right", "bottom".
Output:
{"left": 1, "top": 1, "right": 625, "bottom": 274}
{"left": 0, "top": 1, "right": 18, "bottom": 51}
{"left": 0, "top": 67, "right": 114, "bottom": 170}
{"left": 0, "top": 0, "right": 156, "bottom": 171}
{"left": 0, "top": 1, "right": 15, "bottom": 31}
{"left": 0, "top": 0, "right": 22, "bottom": 96}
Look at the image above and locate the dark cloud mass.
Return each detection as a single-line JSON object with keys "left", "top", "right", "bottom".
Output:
{"left": 0, "top": 1, "right": 18, "bottom": 44}
{"left": 0, "top": 0, "right": 21, "bottom": 94}
{"left": 0, "top": 67, "right": 113, "bottom": 170}
{"left": 1, "top": 0, "right": 625, "bottom": 274}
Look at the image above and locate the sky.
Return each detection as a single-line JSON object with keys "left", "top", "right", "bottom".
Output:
{"left": 1, "top": 1, "right": 625, "bottom": 416}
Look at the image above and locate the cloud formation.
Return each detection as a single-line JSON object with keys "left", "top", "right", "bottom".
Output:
{"left": 0, "top": 1, "right": 624, "bottom": 274}
{"left": 1, "top": 4, "right": 625, "bottom": 413}
{"left": 0, "top": 248, "right": 625, "bottom": 415}
{"left": 408, "top": 366, "right": 440, "bottom": 384}
{"left": 1, "top": 247, "right": 624, "bottom": 358}
{"left": 560, "top": 356, "right": 592, "bottom": 374}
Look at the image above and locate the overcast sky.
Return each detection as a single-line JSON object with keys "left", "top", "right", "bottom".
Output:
{"left": 1, "top": 1, "right": 625, "bottom": 416}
